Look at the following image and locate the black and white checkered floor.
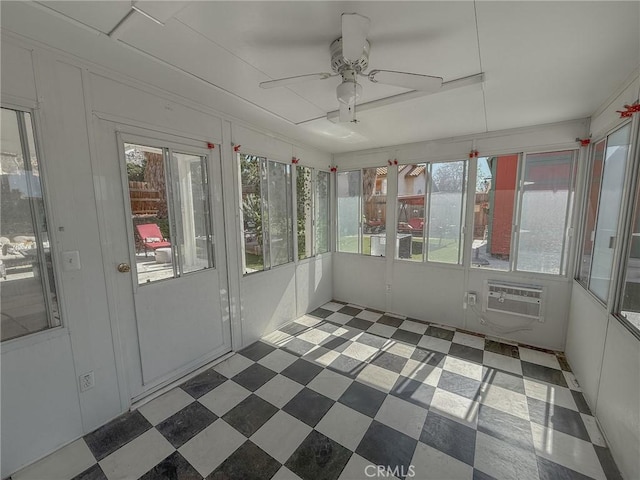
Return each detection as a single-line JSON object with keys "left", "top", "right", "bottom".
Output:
{"left": 13, "top": 301, "right": 622, "bottom": 480}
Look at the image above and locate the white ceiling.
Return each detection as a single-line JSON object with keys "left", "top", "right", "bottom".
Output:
{"left": 11, "top": 1, "right": 640, "bottom": 153}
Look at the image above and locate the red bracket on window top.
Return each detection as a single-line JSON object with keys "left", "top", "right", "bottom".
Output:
{"left": 329, "top": 165, "right": 337, "bottom": 172}
{"left": 576, "top": 138, "right": 591, "bottom": 147}
{"left": 469, "top": 150, "right": 479, "bottom": 159}
{"left": 387, "top": 159, "right": 398, "bottom": 166}
{"left": 207, "top": 142, "right": 215, "bottom": 149}
{"left": 292, "top": 157, "right": 300, "bottom": 165}
{"left": 233, "top": 144, "right": 241, "bottom": 152}
{"left": 617, "top": 102, "right": 640, "bottom": 118}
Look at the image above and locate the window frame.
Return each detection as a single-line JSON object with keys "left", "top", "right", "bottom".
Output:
{"left": 1, "top": 104, "right": 64, "bottom": 345}
{"left": 295, "top": 166, "right": 331, "bottom": 261}
{"left": 336, "top": 169, "right": 364, "bottom": 255}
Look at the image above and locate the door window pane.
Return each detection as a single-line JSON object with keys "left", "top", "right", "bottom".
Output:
{"left": 589, "top": 123, "right": 632, "bottom": 302}
{"left": 621, "top": 178, "right": 640, "bottom": 331}
{"left": 397, "top": 164, "right": 426, "bottom": 261}
{"left": 472, "top": 155, "right": 518, "bottom": 270}
{"left": 578, "top": 140, "right": 606, "bottom": 284}
{"left": 315, "top": 171, "right": 330, "bottom": 254}
{"left": 428, "top": 161, "right": 466, "bottom": 264}
{"left": 268, "top": 160, "right": 293, "bottom": 267}
{"left": 240, "top": 154, "right": 266, "bottom": 274}
{"left": 337, "top": 170, "right": 361, "bottom": 253}
{"left": 516, "top": 150, "right": 575, "bottom": 275}
{"left": 297, "top": 166, "right": 313, "bottom": 259}
{"left": 1, "top": 108, "right": 60, "bottom": 342}
{"left": 363, "top": 167, "right": 387, "bottom": 256}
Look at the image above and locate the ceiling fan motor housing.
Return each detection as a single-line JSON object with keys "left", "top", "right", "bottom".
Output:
{"left": 331, "top": 38, "right": 370, "bottom": 74}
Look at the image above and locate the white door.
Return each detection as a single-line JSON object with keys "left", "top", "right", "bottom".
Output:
{"left": 95, "top": 122, "right": 231, "bottom": 400}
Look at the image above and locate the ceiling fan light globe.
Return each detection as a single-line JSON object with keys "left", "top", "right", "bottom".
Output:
{"left": 337, "top": 81, "right": 362, "bottom": 105}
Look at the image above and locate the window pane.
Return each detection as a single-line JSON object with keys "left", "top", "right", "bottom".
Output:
{"left": 240, "top": 154, "right": 266, "bottom": 274}
{"left": 428, "top": 161, "right": 466, "bottom": 264}
{"left": 268, "top": 160, "right": 293, "bottom": 267}
{"left": 126, "top": 144, "right": 174, "bottom": 284}
{"left": 621, "top": 176, "right": 640, "bottom": 331}
{"left": 173, "top": 152, "right": 213, "bottom": 274}
{"left": 315, "top": 171, "right": 330, "bottom": 254}
{"left": 363, "top": 167, "right": 387, "bottom": 256}
{"left": 589, "top": 123, "right": 632, "bottom": 302}
{"left": 472, "top": 155, "right": 518, "bottom": 270}
{"left": 1, "top": 108, "right": 60, "bottom": 342}
{"left": 297, "top": 166, "right": 313, "bottom": 259}
{"left": 578, "top": 140, "right": 606, "bottom": 284}
{"left": 337, "top": 170, "right": 361, "bottom": 253}
{"left": 397, "top": 164, "right": 426, "bottom": 261}
{"left": 516, "top": 150, "right": 575, "bottom": 275}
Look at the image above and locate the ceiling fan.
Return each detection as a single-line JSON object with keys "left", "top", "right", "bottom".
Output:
{"left": 259, "top": 13, "right": 449, "bottom": 123}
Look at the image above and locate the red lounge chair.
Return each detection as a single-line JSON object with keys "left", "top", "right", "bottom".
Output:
{"left": 135, "top": 223, "right": 171, "bottom": 256}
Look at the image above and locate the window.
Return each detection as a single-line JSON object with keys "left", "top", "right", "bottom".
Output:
{"left": 297, "top": 167, "right": 330, "bottom": 260}
{"left": 577, "top": 123, "right": 633, "bottom": 303}
{"left": 337, "top": 170, "right": 361, "bottom": 253}
{"left": 472, "top": 151, "right": 576, "bottom": 275}
{"left": 240, "top": 154, "right": 293, "bottom": 274}
{"left": 125, "top": 143, "right": 214, "bottom": 284}
{"left": 1, "top": 107, "right": 60, "bottom": 342}
{"left": 396, "top": 161, "right": 466, "bottom": 264}
{"left": 315, "top": 170, "right": 330, "bottom": 254}
{"left": 620, "top": 177, "right": 640, "bottom": 331}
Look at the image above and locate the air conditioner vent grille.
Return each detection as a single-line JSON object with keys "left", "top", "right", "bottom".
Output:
{"left": 485, "top": 281, "right": 544, "bottom": 320}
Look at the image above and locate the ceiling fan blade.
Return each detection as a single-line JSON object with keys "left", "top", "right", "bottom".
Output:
{"left": 259, "top": 73, "right": 334, "bottom": 89}
{"left": 338, "top": 102, "right": 355, "bottom": 123}
{"left": 368, "top": 70, "right": 443, "bottom": 92}
{"left": 341, "top": 13, "right": 370, "bottom": 62}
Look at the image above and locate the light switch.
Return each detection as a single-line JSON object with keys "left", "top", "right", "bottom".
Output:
{"left": 61, "top": 251, "right": 81, "bottom": 271}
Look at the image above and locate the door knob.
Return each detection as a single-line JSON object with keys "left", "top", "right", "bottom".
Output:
{"left": 117, "top": 263, "right": 131, "bottom": 273}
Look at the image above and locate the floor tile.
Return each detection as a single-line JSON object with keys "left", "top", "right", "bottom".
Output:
{"left": 430, "top": 388, "right": 479, "bottom": 427}
{"left": 297, "top": 328, "right": 332, "bottom": 346}
{"left": 212, "top": 354, "right": 254, "bottom": 379}
{"left": 325, "top": 312, "right": 353, "bottom": 325}
{"left": 341, "top": 341, "right": 379, "bottom": 362}
{"left": 283, "top": 387, "right": 335, "bottom": 427}
{"left": 581, "top": 414, "right": 607, "bottom": 447}
{"left": 391, "top": 329, "right": 422, "bottom": 345}
{"left": 477, "top": 404, "right": 534, "bottom": 451}
{"left": 156, "top": 402, "right": 218, "bottom": 448}
{"left": 377, "top": 315, "right": 404, "bottom": 328}
{"left": 375, "top": 395, "right": 428, "bottom": 440}
{"left": 571, "top": 390, "right": 592, "bottom": 415}
{"left": 258, "top": 349, "right": 299, "bottom": 373}
{"left": 320, "top": 336, "right": 350, "bottom": 351}
{"left": 178, "top": 419, "right": 246, "bottom": 477}
{"left": 254, "top": 374, "right": 305, "bottom": 408}
{"left": 198, "top": 380, "right": 251, "bottom": 416}
{"left": 139, "top": 451, "right": 201, "bottom": 480}
{"left": 382, "top": 341, "right": 415, "bottom": 359}
{"left": 295, "top": 315, "right": 323, "bottom": 328}
{"left": 411, "top": 347, "right": 446, "bottom": 366}
{"left": 425, "top": 325, "right": 455, "bottom": 341}
{"left": 563, "top": 371, "right": 582, "bottom": 391}
{"left": 139, "top": 388, "right": 195, "bottom": 426}
{"left": 523, "top": 378, "right": 578, "bottom": 412}
{"left": 327, "top": 354, "right": 367, "bottom": 379}
{"left": 240, "top": 341, "right": 277, "bottom": 361}
{"left": 438, "top": 370, "right": 482, "bottom": 400}
{"left": 527, "top": 397, "right": 590, "bottom": 441}
{"left": 356, "top": 309, "right": 383, "bottom": 322}
{"left": 474, "top": 431, "right": 539, "bottom": 480}
{"left": 281, "top": 338, "right": 318, "bottom": 357}
{"left": 453, "top": 331, "right": 486, "bottom": 350}
{"left": 478, "top": 383, "right": 529, "bottom": 421}
{"left": 482, "top": 351, "right": 522, "bottom": 376}
{"left": 222, "top": 394, "right": 278, "bottom": 437}
{"left": 272, "top": 466, "right": 303, "bottom": 480}
{"left": 391, "top": 376, "right": 436, "bottom": 409}
{"left": 251, "top": 411, "right": 312, "bottom": 463}
{"left": 345, "top": 317, "right": 374, "bottom": 330}
{"left": 398, "top": 320, "right": 428, "bottom": 335}
{"left": 443, "top": 356, "right": 483, "bottom": 381}
{"left": 356, "top": 364, "right": 400, "bottom": 393}
{"left": 70, "top": 464, "right": 107, "bottom": 480}
{"left": 355, "top": 331, "right": 390, "bottom": 349}
{"left": 370, "top": 351, "right": 408, "bottom": 374}
{"left": 481, "top": 366, "right": 526, "bottom": 395}
{"left": 285, "top": 430, "right": 352, "bottom": 480}
{"left": 521, "top": 361, "right": 568, "bottom": 387}
{"left": 321, "top": 302, "right": 345, "bottom": 312}
{"left": 208, "top": 440, "right": 281, "bottom": 480}
{"left": 593, "top": 445, "right": 624, "bottom": 480}
{"left": 420, "top": 411, "right": 477, "bottom": 466}
{"left": 13, "top": 438, "right": 96, "bottom": 480}
{"left": 536, "top": 456, "right": 592, "bottom": 480}
{"left": 84, "top": 410, "right": 152, "bottom": 461}
{"left": 307, "top": 369, "right": 354, "bottom": 400}
{"left": 338, "top": 381, "right": 387, "bottom": 418}
{"left": 338, "top": 305, "right": 361, "bottom": 316}
{"left": 530, "top": 422, "right": 606, "bottom": 480}
{"left": 302, "top": 346, "right": 341, "bottom": 367}
{"left": 181, "top": 369, "right": 229, "bottom": 399}
{"left": 281, "top": 358, "right": 323, "bottom": 385}
{"left": 262, "top": 329, "right": 295, "bottom": 347}
{"left": 316, "top": 402, "right": 372, "bottom": 450}
{"left": 519, "top": 348, "right": 561, "bottom": 370}
{"left": 356, "top": 421, "right": 417, "bottom": 480}
{"left": 472, "top": 468, "right": 498, "bottom": 480}
{"left": 309, "top": 307, "right": 334, "bottom": 319}
{"left": 280, "top": 322, "right": 311, "bottom": 337}
{"left": 411, "top": 442, "right": 473, "bottom": 480}
{"left": 485, "top": 339, "right": 520, "bottom": 358}
{"left": 416, "top": 335, "right": 451, "bottom": 354}
{"left": 232, "top": 363, "right": 278, "bottom": 391}
{"left": 98, "top": 429, "right": 174, "bottom": 480}
{"left": 448, "top": 343, "right": 484, "bottom": 364}
{"left": 400, "top": 359, "right": 442, "bottom": 387}
{"left": 339, "top": 454, "right": 390, "bottom": 480}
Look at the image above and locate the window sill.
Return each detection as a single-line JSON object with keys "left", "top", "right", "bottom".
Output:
{"left": 1, "top": 326, "right": 69, "bottom": 354}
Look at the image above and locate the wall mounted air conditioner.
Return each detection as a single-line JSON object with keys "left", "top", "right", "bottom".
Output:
{"left": 485, "top": 281, "right": 544, "bottom": 322}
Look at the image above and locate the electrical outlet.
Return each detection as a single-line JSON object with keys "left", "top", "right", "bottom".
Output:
{"left": 467, "top": 292, "right": 477, "bottom": 306}
{"left": 80, "top": 371, "right": 95, "bottom": 392}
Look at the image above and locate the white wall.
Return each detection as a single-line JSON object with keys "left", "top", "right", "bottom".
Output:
{"left": 333, "top": 119, "right": 588, "bottom": 350}
{"left": 565, "top": 72, "right": 640, "bottom": 480}
{"left": 0, "top": 31, "right": 331, "bottom": 478}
